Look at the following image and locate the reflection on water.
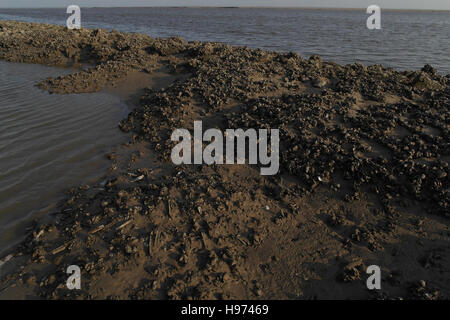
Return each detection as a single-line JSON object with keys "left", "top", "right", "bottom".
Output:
{"left": 0, "top": 61, "right": 128, "bottom": 254}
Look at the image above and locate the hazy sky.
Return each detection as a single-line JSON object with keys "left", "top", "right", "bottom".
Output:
{"left": 1, "top": 0, "right": 450, "bottom": 10}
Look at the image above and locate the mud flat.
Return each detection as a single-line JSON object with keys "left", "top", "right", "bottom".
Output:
{"left": 0, "top": 21, "right": 449, "bottom": 300}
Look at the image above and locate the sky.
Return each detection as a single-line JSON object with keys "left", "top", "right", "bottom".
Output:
{"left": 0, "top": 0, "right": 450, "bottom": 10}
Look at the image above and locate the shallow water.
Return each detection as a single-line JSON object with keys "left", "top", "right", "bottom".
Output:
{"left": 0, "top": 7, "right": 449, "bottom": 74}
{"left": 0, "top": 61, "right": 128, "bottom": 254}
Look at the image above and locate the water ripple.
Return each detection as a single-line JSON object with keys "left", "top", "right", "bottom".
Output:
{"left": 0, "top": 61, "right": 127, "bottom": 254}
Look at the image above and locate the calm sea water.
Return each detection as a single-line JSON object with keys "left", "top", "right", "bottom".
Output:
{"left": 0, "top": 7, "right": 449, "bottom": 74}
{"left": 0, "top": 61, "right": 128, "bottom": 255}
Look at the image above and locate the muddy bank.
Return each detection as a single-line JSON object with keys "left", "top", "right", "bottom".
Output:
{"left": 0, "top": 21, "right": 449, "bottom": 300}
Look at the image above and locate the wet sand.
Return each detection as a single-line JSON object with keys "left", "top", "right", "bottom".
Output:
{"left": 0, "top": 21, "right": 448, "bottom": 300}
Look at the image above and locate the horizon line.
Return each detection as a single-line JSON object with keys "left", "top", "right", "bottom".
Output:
{"left": 0, "top": 6, "right": 450, "bottom": 12}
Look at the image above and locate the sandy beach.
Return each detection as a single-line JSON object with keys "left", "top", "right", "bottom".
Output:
{"left": 0, "top": 21, "right": 448, "bottom": 300}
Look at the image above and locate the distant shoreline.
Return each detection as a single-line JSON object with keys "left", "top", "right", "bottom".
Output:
{"left": 0, "top": 7, "right": 450, "bottom": 13}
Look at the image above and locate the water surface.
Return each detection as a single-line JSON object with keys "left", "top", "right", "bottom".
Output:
{"left": 0, "top": 7, "right": 449, "bottom": 74}
{"left": 0, "top": 61, "right": 128, "bottom": 254}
